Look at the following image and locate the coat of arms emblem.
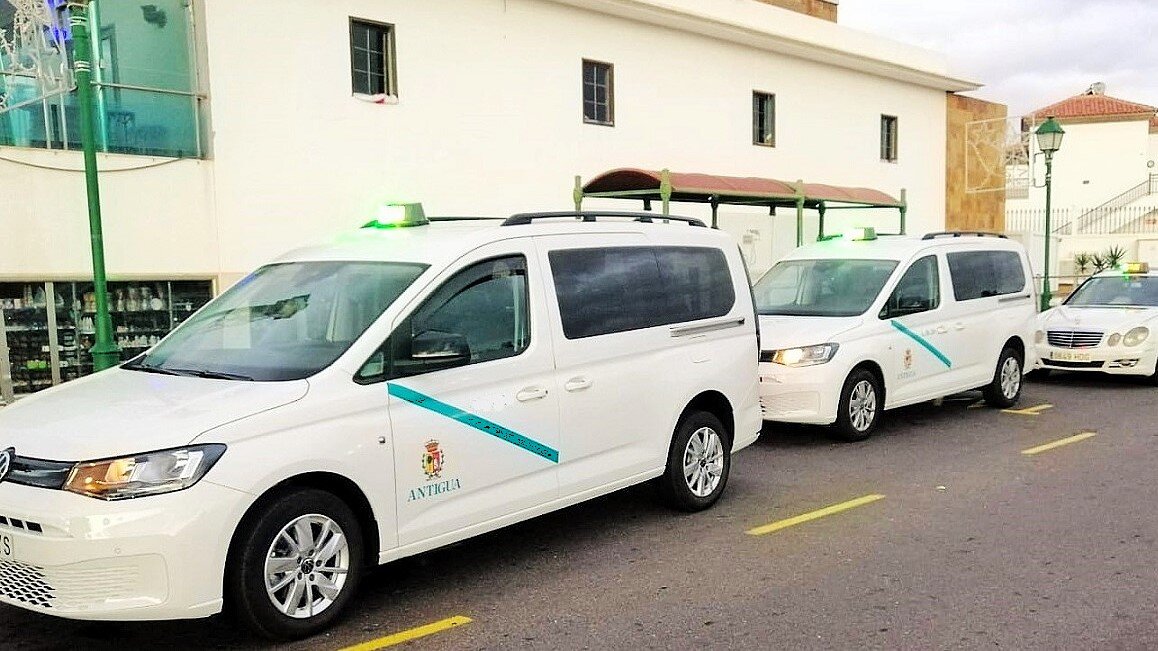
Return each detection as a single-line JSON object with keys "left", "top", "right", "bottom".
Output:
{"left": 903, "top": 348, "right": 913, "bottom": 370}
{"left": 422, "top": 440, "right": 444, "bottom": 480}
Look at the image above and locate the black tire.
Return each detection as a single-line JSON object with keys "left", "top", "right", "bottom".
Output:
{"left": 658, "top": 410, "right": 731, "bottom": 512}
{"left": 983, "top": 347, "right": 1023, "bottom": 408}
{"left": 833, "top": 368, "right": 882, "bottom": 442}
{"left": 226, "top": 488, "right": 365, "bottom": 641}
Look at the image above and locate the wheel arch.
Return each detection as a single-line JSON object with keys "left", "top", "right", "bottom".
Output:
{"left": 679, "top": 390, "right": 734, "bottom": 447}
{"left": 224, "top": 471, "right": 381, "bottom": 580}
{"left": 1002, "top": 336, "right": 1026, "bottom": 363}
{"left": 849, "top": 359, "right": 886, "bottom": 405}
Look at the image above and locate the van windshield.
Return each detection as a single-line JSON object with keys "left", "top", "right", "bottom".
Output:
{"left": 754, "top": 258, "right": 898, "bottom": 317}
{"left": 124, "top": 261, "right": 427, "bottom": 381}
{"left": 1066, "top": 276, "right": 1158, "bottom": 307}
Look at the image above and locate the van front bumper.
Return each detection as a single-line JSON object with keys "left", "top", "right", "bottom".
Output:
{"left": 758, "top": 362, "right": 839, "bottom": 425}
{"left": 0, "top": 479, "right": 247, "bottom": 621}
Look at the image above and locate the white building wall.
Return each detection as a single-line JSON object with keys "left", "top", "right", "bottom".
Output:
{"left": 0, "top": 150, "right": 217, "bottom": 279}
{"left": 1, "top": 0, "right": 957, "bottom": 285}
{"left": 1008, "top": 119, "right": 1153, "bottom": 211}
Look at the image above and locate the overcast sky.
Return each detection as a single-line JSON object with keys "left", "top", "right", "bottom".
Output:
{"left": 839, "top": 0, "right": 1158, "bottom": 116}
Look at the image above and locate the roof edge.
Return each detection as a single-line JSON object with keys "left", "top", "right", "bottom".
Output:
{"left": 547, "top": 0, "right": 981, "bottom": 92}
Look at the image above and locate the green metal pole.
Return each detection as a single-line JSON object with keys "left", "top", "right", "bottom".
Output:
{"left": 899, "top": 188, "right": 907, "bottom": 235}
{"left": 573, "top": 175, "right": 583, "bottom": 212}
{"left": 794, "top": 179, "right": 804, "bottom": 247}
{"left": 816, "top": 202, "right": 826, "bottom": 241}
{"left": 660, "top": 168, "right": 672, "bottom": 216}
{"left": 1040, "top": 154, "right": 1054, "bottom": 311}
{"left": 69, "top": 0, "right": 120, "bottom": 370}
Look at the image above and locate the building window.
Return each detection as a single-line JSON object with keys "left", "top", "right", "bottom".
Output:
{"left": 582, "top": 60, "right": 614, "bottom": 126}
{"left": 350, "top": 19, "right": 396, "bottom": 97}
{"left": 880, "top": 115, "right": 898, "bottom": 162}
{"left": 752, "top": 92, "right": 775, "bottom": 146}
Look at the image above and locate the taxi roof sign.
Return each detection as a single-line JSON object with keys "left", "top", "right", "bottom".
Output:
{"left": 1125, "top": 261, "right": 1150, "bottom": 274}
{"left": 363, "top": 202, "right": 429, "bottom": 229}
{"left": 844, "top": 226, "right": 877, "bottom": 241}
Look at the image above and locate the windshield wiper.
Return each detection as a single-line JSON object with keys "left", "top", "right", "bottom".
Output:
{"left": 123, "top": 362, "right": 185, "bottom": 376}
{"left": 167, "top": 368, "right": 256, "bottom": 381}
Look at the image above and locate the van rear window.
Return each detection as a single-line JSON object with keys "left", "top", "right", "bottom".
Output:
{"left": 946, "top": 251, "right": 1025, "bottom": 301}
{"left": 549, "top": 246, "right": 735, "bottom": 339}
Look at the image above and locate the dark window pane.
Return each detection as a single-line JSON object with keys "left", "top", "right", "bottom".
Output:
{"left": 947, "top": 251, "right": 1024, "bottom": 301}
{"left": 656, "top": 247, "right": 735, "bottom": 321}
{"left": 881, "top": 255, "right": 939, "bottom": 318}
{"left": 550, "top": 247, "right": 667, "bottom": 339}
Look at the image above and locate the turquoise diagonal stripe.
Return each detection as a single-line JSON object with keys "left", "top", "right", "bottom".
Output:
{"left": 388, "top": 383, "right": 560, "bottom": 463}
{"left": 890, "top": 320, "right": 952, "bottom": 368}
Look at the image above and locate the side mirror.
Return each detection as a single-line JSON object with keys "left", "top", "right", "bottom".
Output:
{"left": 411, "top": 330, "right": 471, "bottom": 366}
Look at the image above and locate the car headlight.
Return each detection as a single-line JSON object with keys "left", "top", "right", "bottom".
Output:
{"left": 64, "top": 444, "right": 226, "bottom": 501}
{"left": 1034, "top": 330, "right": 1045, "bottom": 344}
{"left": 1108, "top": 333, "right": 1122, "bottom": 346}
{"left": 1123, "top": 327, "right": 1150, "bottom": 347}
{"left": 766, "top": 343, "right": 839, "bottom": 367}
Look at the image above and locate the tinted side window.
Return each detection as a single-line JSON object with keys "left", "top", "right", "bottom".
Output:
{"left": 947, "top": 251, "right": 1026, "bottom": 301}
{"left": 549, "top": 247, "right": 667, "bottom": 339}
{"left": 880, "top": 255, "right": 939, "bottom": 319}
{"left": 655, "top": 247, "right": 736, "bottom": 322}
{"left": 356, "top": 256, "right": 529, "bottom": 382}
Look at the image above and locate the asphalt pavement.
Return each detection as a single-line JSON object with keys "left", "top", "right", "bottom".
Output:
{"left": 3, "top": 372, "right": 1157, "bottom": 650}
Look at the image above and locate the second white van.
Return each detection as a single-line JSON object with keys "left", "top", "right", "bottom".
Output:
{"left": 753, "top": 230, "right": 1035, "bottom": 440}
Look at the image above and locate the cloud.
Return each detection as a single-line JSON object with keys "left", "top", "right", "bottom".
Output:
{"left": 839, "top": 0, "right": 1158, "bottom": 115}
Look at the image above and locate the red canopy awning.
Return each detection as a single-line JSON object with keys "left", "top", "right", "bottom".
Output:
{"left": 582, "top": 168, "right": 902, "bottom": 208}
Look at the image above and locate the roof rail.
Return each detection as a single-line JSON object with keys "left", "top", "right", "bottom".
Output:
{"left": 502, "top": 211, "right": 707, "bottom": 227}
{"left": 426, "top": 216, "right": 502, "bottom": 222}
{"left": 921, "top": 231, "right": 1007, "bottom": 240}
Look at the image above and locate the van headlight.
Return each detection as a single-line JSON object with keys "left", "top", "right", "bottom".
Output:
{"left": 766, "top": 343, "right": 839, "bottom": 367}
{"left": 64, "top": 444, "right": 226, "bottom": 501}
{"left": 1123, "top": 327, "right": 1150, "bottom": 347}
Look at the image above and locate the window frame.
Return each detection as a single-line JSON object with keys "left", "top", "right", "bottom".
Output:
{"left": 880, "top": 114, "right": 898, "bottom": 162}
{"left": 879, "top": 255, "right": 941, "bottom": 320}
{"left": 582, "top": 59, "right": 615, "bottom": 127}
{"left": 946, "top": 250, "right": 1027, "bottom": 302}
{"left": 355, "top": 255, "right": 530, "bottom": 384}
{"left": 752, "top": 91, "right": 776, "bottom": 147}
{"left": 349, "top": 17, "right": 398, "bottom": 98}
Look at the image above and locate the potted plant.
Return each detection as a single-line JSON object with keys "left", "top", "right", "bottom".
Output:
{"left": 1073, "top": 252, "right": 1092, "bottom": 276}
{"left": 1104, "top": 245, "right": 1128, "bottom": 269}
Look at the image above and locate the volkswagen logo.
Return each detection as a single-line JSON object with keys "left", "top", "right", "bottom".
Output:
{"left": 0, "top": 448, "right": 13, "bottom": 483}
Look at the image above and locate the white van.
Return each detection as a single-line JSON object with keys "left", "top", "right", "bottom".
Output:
{"left": 0, "top": 207, "right": 760, "bottom": 639}
{"left": 753, "top": 230, "right": 1035, "bottom": 440}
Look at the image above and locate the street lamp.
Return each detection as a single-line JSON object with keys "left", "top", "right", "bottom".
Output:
{"left": 1035, "top": 116, "right": 1065, "bottom": 311}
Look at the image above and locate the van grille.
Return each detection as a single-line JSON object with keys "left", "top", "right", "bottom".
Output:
{"left": 0, "top": 514, "right": 44, "bottom": 534}
{"left": 0, "top": 560, "right": 54, "bottom": 609}
{"left": 1047, "top": 330, "right": 1103, "bottom": 348}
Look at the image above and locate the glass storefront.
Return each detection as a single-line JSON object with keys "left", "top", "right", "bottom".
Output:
{"left": 0, "top": 280, "right": 213, "bottom": 401}
{"left": 0, "top": 0, "right": 203, "bottom": 158}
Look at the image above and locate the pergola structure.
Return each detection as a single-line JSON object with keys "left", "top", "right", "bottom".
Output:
{"left": 575, "top": 168, "right": 908, "bottom": 245}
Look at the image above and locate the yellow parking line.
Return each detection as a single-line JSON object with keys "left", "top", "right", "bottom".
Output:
{"left": 1022, "top": 432, "right": 1097, "bottom": 456}
{"left": 338, "top": 616, "right": 473, "bottom": 651}
{"left": 1003, "top": 403, "right": 1054, "bottom": 416}
{"left": 747, "top": 494, "right": 885, "bottom": 536}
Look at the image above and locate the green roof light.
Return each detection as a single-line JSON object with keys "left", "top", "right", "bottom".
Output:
{"left": 363, "top": 202, "right": 429, "bottom": 229}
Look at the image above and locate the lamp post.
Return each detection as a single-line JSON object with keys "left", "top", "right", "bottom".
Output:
{"left": 1035, "top": 116, "right": 1065, "bottom": 312}
{"left": 68, "top": 0, "right": 120, "bottom": 370}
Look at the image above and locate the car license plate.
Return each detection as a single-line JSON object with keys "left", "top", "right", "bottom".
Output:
{"left": 1052, "top": 350, "right": 1091, "bottom": 362}
{"left": 0, "top": 532, "right": 12, "bottom": 560}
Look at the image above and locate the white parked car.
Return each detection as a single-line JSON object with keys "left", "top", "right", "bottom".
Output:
{"left": 1033, "top": 263, "right": 1158, "bottom": 382}
{"left": 0, "top": 207, "right": 760, "bottom": 639}
{"left": 753, "top": 229, "right": 1036, "bottom": 440}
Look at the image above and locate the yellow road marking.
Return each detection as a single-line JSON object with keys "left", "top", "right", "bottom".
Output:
{"left": 338, "top": 616, "right": 473, "bottom": 651}
{"left": 1003, "top": 403, "right": 1054, "bottom": 416}
{"left": 1022, "top": 431, "right": 1097, "bottom": 456}
{"left": 747, "top": 494, "right": 885, "bottom": 536}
